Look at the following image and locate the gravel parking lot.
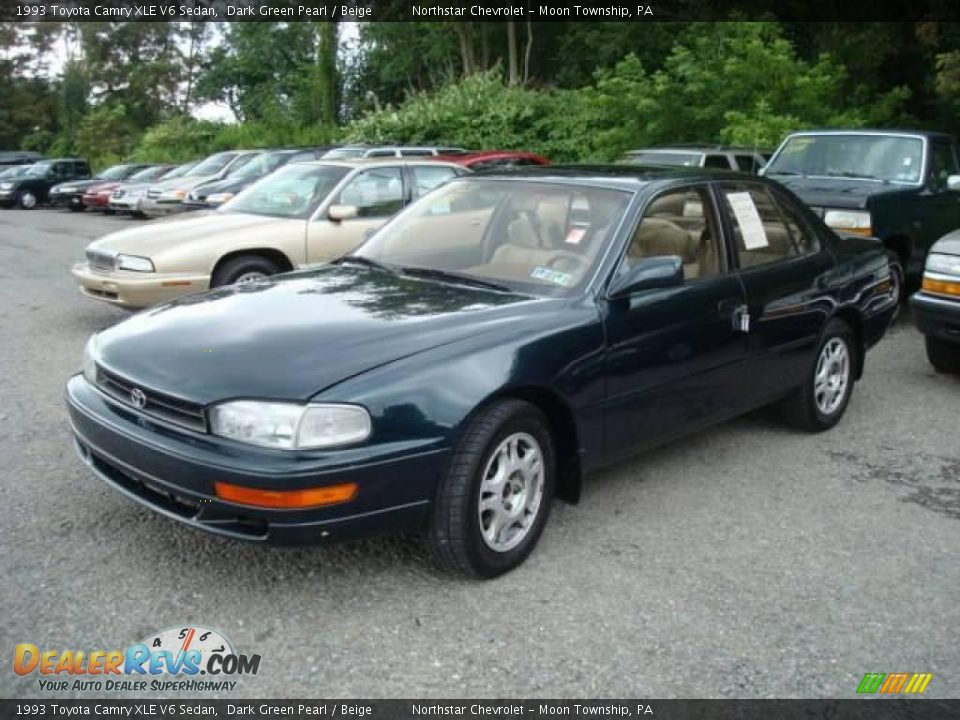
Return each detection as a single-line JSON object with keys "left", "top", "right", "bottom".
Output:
{"left": 2, "top": 207, "right": 959, "bottom": 700}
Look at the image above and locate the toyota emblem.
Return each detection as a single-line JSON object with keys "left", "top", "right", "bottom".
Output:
{"left": 129, "top": 387, "right": 147, "bottom": 409}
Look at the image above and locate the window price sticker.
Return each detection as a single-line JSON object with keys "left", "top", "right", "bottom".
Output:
{"left": 727, "top": 191, "right": 769, "bottom": 249}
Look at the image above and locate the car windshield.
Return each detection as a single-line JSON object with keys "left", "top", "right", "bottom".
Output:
{"left": 98, "top": 165, "right": 134, "bottom": 180}
{"left": 766, "top": 134, "right": 924, "bottom": 184}
{"left": 25, "top": 162, "right": 53, "bottom": 177}
{"left": 186, "top": 153, "right": 236, "bottom": 177}
{"left": 355, "top": 178, "right": 632, "bottom": 297}
{"left": 621, "top": 152, "right": 702, "bottom": 167}
{"left": 160, "top": 163, "right": 195, "bottom": 180}
{"left": 220, "top": 163, "right": 349, "bottom": 219}
{"left": 128, "top": 166, "right": 165, "bottom": 181}
{"left": 230, "top": 152, "right": 288, "bottom": 179}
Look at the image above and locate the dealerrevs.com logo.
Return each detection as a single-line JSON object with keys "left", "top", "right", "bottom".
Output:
{"left": 14, "top": 625, "right": 261, "bottom": 693}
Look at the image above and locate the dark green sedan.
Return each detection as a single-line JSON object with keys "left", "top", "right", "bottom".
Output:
{"left": 66, "top": 167, "right": 897, "bottom": 577}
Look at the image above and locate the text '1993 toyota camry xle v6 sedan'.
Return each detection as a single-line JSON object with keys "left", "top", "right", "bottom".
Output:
{"left": 66, "top": 167, "right": 897, "bottom": 577}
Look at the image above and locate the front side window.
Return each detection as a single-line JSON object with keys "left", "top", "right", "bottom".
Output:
{"left": 399, "top": 149, "right": 433, "bottom": 157}
{"left": 625, "top": 186, "right": 723, "bottom": 280}
{"left": 187, "top": 152, "right": 237, "bottom": 177}
{"left": 411, "top": 166, "right": 457, "bottom": 195}
{"left": 356, "top": 178, "right": 632, "bottom": 297}
{"left": 766, "top": 134, "right": 924, "bottom": 184}
{"left": 25, "top": 162, "right": 53, "bottom": 177}
{"left": 735, "top": 155, "right": 760, "bottom": 172}
{"left": 335, "top": 167, "right": 404, "bottom": 217}
{"left": 720, "top": 184, "right": 808, "bottom": 269}
{"left": 221, "top": 163, "right": 349, "bottom": 219}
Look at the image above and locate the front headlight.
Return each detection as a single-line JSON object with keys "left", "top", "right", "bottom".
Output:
{"left": 206, "top": 192, "right": 234, "bottom": 205}
{"left": 0, "top": 182, "right": 12, "bottom": 190}
{"left": 81, "top": 335, "right": 98, "bottom": 385}
{"left": 115, "top": 254, "right": 155, "bottom": 272}
{"left": 824, "top": 209, "right": 872, "bottom": 235}
{"left": 208, "top": 401, "right": 372, "bottom": 450}
{"left": 925, "top": 252, "right": 960, "bottom": 278}
{"left": 168, "top": 189, "right": 188, "bottom": 200}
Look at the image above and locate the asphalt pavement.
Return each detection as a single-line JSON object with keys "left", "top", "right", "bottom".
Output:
{"left": 1, "top": 207, "right": 958, "bottom": 699}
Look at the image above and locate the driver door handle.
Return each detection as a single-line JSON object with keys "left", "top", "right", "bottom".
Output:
{"left": 718, "top": 299, "right": 750, "bottom": 333}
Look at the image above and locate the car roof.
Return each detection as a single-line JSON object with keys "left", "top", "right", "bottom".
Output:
{"left": 783, "top": 128, "right": 954, "bottom": 141}
{"left": 464, "top": 164, "right": 763, "bottom": 190}
{"left": 300, "top": 158, "right": 466, "bottom": 170}
{"left": 39, "top": 158, "right": 87, "bottom": 162}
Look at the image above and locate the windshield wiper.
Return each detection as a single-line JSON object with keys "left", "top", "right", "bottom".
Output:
{"left": 334, "top": 255, "right": 399, "bottom": 274}
{"left": 400, "top": 266, "right": 514, "bottom": 293}
{"left": 825, "top": 171, "right": 889, "bottom": 183}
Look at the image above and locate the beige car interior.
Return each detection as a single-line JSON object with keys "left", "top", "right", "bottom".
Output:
{"left": 723, "top": 187, "right": 805, "bottom": 269}
{"left": 626, "top": 188, "right": 722, "bottom": 279}
{"left": 467, "top": 192, "right": 622, "bottom": 286}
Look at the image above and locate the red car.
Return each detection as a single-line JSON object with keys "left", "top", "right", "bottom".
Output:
{"left": 81, "top": 165, "right": 172, "bottom": 212}
{"left": 81, "top": 182, "right": 121, "bottom": 211}
{"left": 434, "top": 150, "right": 549, "bottom": 171}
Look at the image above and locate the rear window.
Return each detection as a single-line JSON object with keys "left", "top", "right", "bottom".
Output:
{"left": 622, "top": 152, "right": 702, "bottom": 167}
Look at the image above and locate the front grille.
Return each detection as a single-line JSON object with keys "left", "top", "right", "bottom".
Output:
{"left": 147, "top": 189, "right": 160, "bottom": 198}
{"left": 86, "top": 249, "right": 115, "bottom": 272}
{"left": 111, "top": 190, "right": 124, "bottom": 199}
{"left": 96, "top": 366, "right": 207, "bottom": 432}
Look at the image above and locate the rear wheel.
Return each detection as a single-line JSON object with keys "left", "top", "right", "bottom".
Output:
{"left": 429, "top": 399, "right": 555, "bottom": 578}
{"left": 211, "top": 255, "right": 281, "bottom": 287}
{"left": 779, "top": 318, "right": 856, "bottom": 432}
{"left": 925, "top": 336, "right": 960, "bottom": 374}
{"left": 18, "top": 191, "right": 37, "bottom": 209}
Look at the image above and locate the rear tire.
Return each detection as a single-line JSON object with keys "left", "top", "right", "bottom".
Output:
{"left": 210, "top": 255, "right": 281, "bottom": 287}
{"left": 779, "top": 318, "right": 856, "bottom": 432}
{"left": 926, "top": 336, "right": 960, "bottom": 374}
{"left": 429, "top": 399, "right": 555, "bottom": 578}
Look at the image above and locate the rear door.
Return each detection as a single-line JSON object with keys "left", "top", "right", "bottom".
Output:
{"left": 306, "top": 165, "right": 406, "bottom": 263}
{"left": 715, "top": 181, "right": 836, "bottom": 408}
{"left": 601, "top": 183, "right": 751, "bottom": 459}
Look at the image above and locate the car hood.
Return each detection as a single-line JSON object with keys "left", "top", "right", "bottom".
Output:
{"left": 86, "top": 181, "right": 121, "bottom": 194}
{"left": 770, "top": 175, "right": 912, "bottom": 210}
{"left": 52, "top": 178, "right": 101, "bottom": 192}
{"left": 94, "top": 266, "right": 541, "bottom": 404}
{"left": 156, "top": 175, "right": 220, "bottom": 192}
{"left": 932, "top": 229, "right": 960, "bottom": 256}
{"left": 86, "top": 211, "right": 300, "bottom": 257}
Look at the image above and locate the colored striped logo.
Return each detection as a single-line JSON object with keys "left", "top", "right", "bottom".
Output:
{"left": 857, "top": 672, "right": 932, "bottom": 694}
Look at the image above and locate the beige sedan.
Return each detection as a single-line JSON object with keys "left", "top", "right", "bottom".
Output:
{"left": 72, "top": 159, "right": 465, "bottom": 309}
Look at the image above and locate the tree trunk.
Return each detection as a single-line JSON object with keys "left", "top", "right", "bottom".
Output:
{"left": 454, "top": 22, "right": 475, "bottom": 76}
{"left": 522, "top": 19, "right": 533, "bottom": 85}
{"left": 507, "top": 21, "right": 519, "bottom": 85}
{"left": 314, "top": 21, "right": 339, "bottom": 125}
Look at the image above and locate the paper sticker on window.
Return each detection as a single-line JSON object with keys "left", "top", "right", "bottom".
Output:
{"left": 682, "top": 200, "right": 702, "bottom": 218}
{"left": 565, "top": 227, "right": 586, "bottom": 245}
{"left": 726, "top": 191, "right": 768, "bottom": 249}
{"left": 530, "top": 266, "right": 573, "bottom": 286}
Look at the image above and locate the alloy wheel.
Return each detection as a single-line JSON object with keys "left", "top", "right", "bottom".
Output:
{"left": 814, "top": 337, "right": 850, "bottom": 416}
{"left": 477, "top": 432, "right": 545, "bottom": 553}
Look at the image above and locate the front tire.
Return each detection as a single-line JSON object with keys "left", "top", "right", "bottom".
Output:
{"left": 779, "top": 318, "right": 856, "bottom": 432}
{"left": 211, "top": 255, "right": 281, "bottom": 287}
{"left": 429, "top": 399, "right": 555, "bottom": 578}
{"left": 926, "top": 336, "right": 960, "bottom": 374}
{"left": 18, "top": 191, "right": 37, "bottom": 209}
{"left": 886, "top": 250, "right": 905, "bottom": 318}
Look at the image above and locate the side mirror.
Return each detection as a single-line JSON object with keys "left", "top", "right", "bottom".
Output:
{"left": 609, "top": 255, "right": 684, "bottom": 298}
{"left": 947, "top": 175, "right": 960, "bottom": 192}
{"left": 328, "top": 204, "right": 358, "bottom": 221}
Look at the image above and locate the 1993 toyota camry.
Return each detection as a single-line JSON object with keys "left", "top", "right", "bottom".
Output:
{"left": 67, "top": 167, "right": 896, "bottom": 577}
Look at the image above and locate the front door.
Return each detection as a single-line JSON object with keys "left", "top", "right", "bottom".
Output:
{"left": 602, "top": 184, "right": 751, "bottom": 459}
{"left": 307, "top": 165, "right": 406, "bottom": 263}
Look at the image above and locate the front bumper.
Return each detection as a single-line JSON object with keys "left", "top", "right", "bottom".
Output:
{"left": 71, "top": 262, "right": 211, "bottom": 309}
{"left": 910, "top": 291, "right": 960, "bottom": 344}
{"left": 0, "top": 189, "right": 15, "bottom": 205}
{"left": 66, "top": 375, "right": 444, "bottom": 544}
{"left": 83, "top": 194, "right": 110, "bottom": 209}
{"left": 50, "top": 193, "right": 83, "bottom": 208}
{"left": 140, "top": 196, "right": 189, "bottom": 217}
{"left": 109, "top": 195, "right": 144, "bottom": 213}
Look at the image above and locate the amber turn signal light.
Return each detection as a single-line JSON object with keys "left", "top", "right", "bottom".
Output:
{"left": 214, "top": 481, "right": 358, "bottom": 509}
{"left": 923, "top": 276, "right": 960, "bottom": 298}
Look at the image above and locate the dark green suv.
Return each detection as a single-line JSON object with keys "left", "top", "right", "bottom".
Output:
{"left": 0, "top": 158, "right": 91, "bottom": 209}
{"left": 763, "top": 130, "right": 960, "bottom": 303}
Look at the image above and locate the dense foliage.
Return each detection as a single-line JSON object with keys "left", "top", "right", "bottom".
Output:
{"left": 1, "top": 19, "right": 957, "bottom": 169}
